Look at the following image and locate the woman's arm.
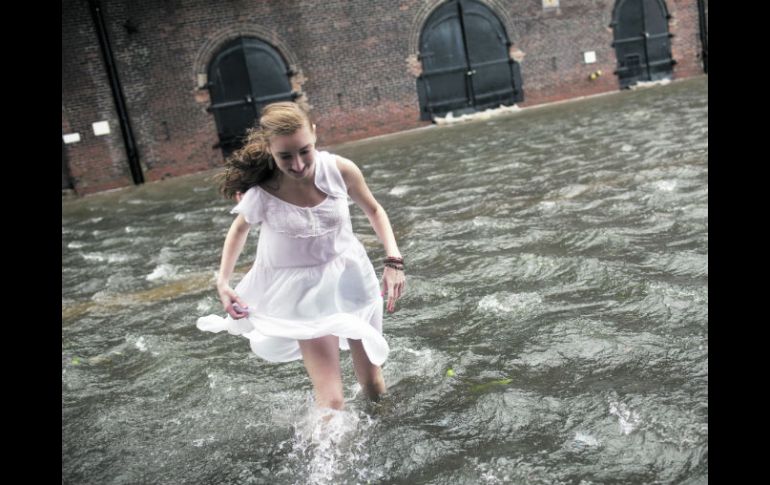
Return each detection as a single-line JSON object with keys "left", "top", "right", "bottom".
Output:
{"left": 336, "top": 155, "right": 405, "bottom": 312}
{"left": 335, "top": 156, "right": 401, "bottom": 257}
{"left": 216, "top": 213, "right": 251, "bottom": 318}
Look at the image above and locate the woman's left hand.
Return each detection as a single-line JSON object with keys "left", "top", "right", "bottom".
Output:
{"left": 381, "top": 266, "right": 406, "bottom": 313}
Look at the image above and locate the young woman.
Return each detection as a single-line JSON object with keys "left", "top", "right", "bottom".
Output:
{"left": 197, "top": 101, "right": 405, "bottom": 412}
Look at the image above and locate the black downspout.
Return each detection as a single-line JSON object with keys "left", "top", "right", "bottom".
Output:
{"left": 88, "top": 0, "right": 144, "bottom": 185}
{"left": 697, "top": 0, "right": 708, "bottom": 74}
{"left": 62, "top": 139, "right": 73, "bottom": 190}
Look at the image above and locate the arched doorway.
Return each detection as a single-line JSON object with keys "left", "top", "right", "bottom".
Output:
{"left": 207, "top": 37, "right": 298, "bottom": 156}
{"left": 417, "top": 0, "right": 523, "bottom": 120}
{"left": 611, "top": 0, "right": 675, "bottom": 88}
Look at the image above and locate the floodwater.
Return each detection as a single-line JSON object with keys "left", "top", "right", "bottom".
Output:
{"left": 62, "top": 76, "right": 707, "bottom": 484}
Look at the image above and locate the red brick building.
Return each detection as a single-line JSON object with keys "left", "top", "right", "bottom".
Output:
{"left": 62, "top": 0, "right": 707, "bottom": 195}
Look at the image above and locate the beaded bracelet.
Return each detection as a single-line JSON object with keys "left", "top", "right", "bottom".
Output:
{"left": 383, "top": 255, "right": 405, "bottom": 271}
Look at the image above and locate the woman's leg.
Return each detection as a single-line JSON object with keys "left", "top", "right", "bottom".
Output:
{"left": 298, "top": 335, "right": 345, "bottom": 410}
{"left": 347, "top": 338, "right": 386, "bottom": 401}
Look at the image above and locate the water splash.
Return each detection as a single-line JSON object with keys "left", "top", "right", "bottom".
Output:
{"left": 146, "top": 263, "right": 178, "bottom": 281}
{"left": 434, "top": 104, "right": 521, "bottom": 125}
{"left": 80, "top": 251, "right": 136, "bottom": 264}
{"left": 630, "top": 79, "right": 672, "bottom": 90}
{"left": 134, "top": 336, "right": 148, "bottom": 352}
{"left": 609, "top": 401, "right": 641, "bottom": 435}
{"left": 573, "top": 431, "right": 600, "bottom": 447}
{"left": 282, "top": 402, "right": 381, "bottom": 485}
{"left": 477, "top": 292, "right": 544, "bottom": 317}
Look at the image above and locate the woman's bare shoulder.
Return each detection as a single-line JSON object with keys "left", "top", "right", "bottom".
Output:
{"left": 333, "top": 154, "right": 355, "bottom": 170}
{"left": 333, "top": 155, "right": 360, "bottom": 184}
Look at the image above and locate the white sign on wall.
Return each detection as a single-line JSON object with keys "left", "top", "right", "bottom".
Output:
{"left": 584, "top": 51, "right": 597, "bottom": 64}
{"left": 93, "top": 121, "right": 111, "bottom": 136}
{"left": 63, "top": 133, "right": 81, "bottom": 144}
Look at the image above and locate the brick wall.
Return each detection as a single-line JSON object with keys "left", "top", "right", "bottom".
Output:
{"left": 62, "top": 0, "right": 705, "bottom": 195}
{"left": 62, "top": 0, "right": 134, "bottom": 193}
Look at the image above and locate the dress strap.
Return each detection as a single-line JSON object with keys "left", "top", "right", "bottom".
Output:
{"left": 315, "top": 150, "right": 349, "bottom": 198}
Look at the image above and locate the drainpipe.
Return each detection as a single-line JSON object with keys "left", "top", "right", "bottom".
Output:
{"left": 696, "top": 0, "right": 708, "bottom": 73}
{"left": 88, "top": 0, "right": 144, "bottom": 184}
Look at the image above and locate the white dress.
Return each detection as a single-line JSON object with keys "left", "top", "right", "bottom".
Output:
{"left": 196, "top": 149, "right": 389, "bottom": 366}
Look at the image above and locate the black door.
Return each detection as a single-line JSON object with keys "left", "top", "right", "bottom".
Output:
{"left": 417, "top": 0, "right": 523, "bottom": 120}
{"left": 208, "top": 38, "right": 297, "bottom": 156}
{"left": 612, "top": 0, "right": 675, "bottom": 88}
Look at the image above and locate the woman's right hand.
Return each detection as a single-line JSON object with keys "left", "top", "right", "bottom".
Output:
{"left": 217, "top": 282, "right": 249, "bottom": 319}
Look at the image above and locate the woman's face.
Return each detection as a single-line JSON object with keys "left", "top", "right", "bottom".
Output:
{"left": 268, "top": 123, "right": 317, "bottom": 180}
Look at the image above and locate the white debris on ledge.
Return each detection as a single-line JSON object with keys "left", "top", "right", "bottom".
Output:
{"left": 433, "top": 104, "right": 522, "bottom": 125}
{"left": 629, "top": 78, "right": 672, "bottom": 90}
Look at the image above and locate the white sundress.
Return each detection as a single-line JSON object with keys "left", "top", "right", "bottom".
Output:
{"left": 196, "top": 149, "right": 389, "bottom": 366}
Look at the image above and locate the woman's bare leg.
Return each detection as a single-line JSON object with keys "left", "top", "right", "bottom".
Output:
{"left": 298, "top": 335, "right": 345, "bottom": 410}
{"left": 347, "top": 338, "right": 386, "bottom": 401}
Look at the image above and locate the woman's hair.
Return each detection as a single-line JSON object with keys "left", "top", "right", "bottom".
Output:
{"left": 215, "top": 100, "right": 314, "bottom": 199}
